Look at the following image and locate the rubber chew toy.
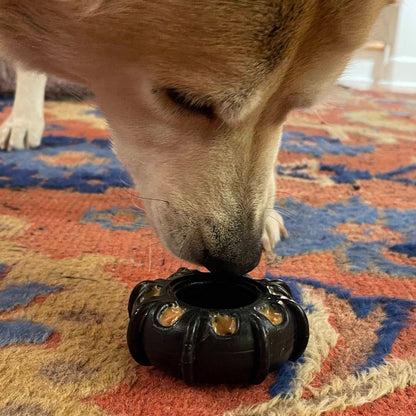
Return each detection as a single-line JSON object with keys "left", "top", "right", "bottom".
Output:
{"left": 127, "top": 268, "right": 309, "bottom": 384}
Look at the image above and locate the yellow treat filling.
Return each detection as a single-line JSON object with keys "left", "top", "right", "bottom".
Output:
{"left": 211, "top": 314, "right": 237, "bottom": 335}
{"left": 159, "top": 304, "right": 185, "bottom": 327}
{"left": 256, "top": 305, "right": 283, "bottom": 325}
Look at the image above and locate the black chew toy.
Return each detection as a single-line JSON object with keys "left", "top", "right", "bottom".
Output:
{"left": 127, "top": 268, "right": 309, "bottom": 384}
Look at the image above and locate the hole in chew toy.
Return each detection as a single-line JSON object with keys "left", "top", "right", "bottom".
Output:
{"left": 256, "top": 305, "right": 283, "bottom": 325}
{"left": 140, "top": 285, "right": 162, "bottom": 303}
{"left": 159, "top": 304, "right": 185, "bottom": 327}
{"left": 175, "top": 277, "right": 261, "bottom": 309}
{"left": 211, "top": 314, "right": 237, "bottom": 335}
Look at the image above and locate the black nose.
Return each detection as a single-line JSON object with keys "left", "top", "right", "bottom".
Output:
{"left": 202, "top": 243, "right": 262, "bottom": 275}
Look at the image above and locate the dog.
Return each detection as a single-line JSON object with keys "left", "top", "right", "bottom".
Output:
{"left": 0, "top": 1, "right": 390, "bottom": 275}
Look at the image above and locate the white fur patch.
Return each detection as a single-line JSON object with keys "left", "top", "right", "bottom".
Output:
{"left": 0, "top": 66, "right": 46, "bottom": 150}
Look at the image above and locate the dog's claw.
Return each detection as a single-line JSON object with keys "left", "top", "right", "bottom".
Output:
{"left": 262, "top": 210, "right": 287, "bottom": 253}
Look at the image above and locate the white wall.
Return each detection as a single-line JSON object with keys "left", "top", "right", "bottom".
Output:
{"left": 390, "top": 0, "right": 416, "bottom": 89}
{"left": 340, "top": 1, "right": 416, "bottom": 91}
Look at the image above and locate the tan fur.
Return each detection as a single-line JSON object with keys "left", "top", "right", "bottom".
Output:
{"left": 0, "top": 1, "right": 390, "bottom": 273}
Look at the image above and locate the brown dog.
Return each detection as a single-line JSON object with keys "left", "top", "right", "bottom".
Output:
{"left": 0, "top": 1, "right": 390, "bottom": 274}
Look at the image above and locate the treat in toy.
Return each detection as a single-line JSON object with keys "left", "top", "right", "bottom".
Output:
{"left": 127, "top": 267, "right": 309, "bottom": 384}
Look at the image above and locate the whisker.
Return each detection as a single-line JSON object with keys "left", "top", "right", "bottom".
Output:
{"left": 138, "top": 196, "right": 170, "bottom": 205}
{"left": 143, "top": 224, "right": 194, "bottom": 251}
{"left": 121, "top": 187, "right": 171, "bottom": 206}
{"left": 273, "top": 190, "right": 293, "bottom": 195}
{"left": 119, "top": 177, "right": 133, "bottom": 188}
{"left": 273, "top": 205, "right": 296, "bottom": 215}
{"left": 178, "top": 229, "right": 193, "bottom": 260}
{"left": 266, "top": 206, "right": 296, "bottom": 217}
{"left": 119, "top": 177, "right": 170, "bottom": 203}
{"left": 274, "top": 207, "right": 296, "bottom": 220}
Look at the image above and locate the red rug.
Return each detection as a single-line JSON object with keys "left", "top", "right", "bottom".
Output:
{"left": 0, "top": 88, "right": 415, "bottom": 415}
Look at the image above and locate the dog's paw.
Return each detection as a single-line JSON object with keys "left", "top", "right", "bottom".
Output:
{"left": 262, "top": 209, "right": 288, "bottom": 253}
{"left": 0, "top": 115, "right": 44, "bottom": 151}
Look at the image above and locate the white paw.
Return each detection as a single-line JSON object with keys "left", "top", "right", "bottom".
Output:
{"left": 0, "top": 114, "right": 44, "bottom": 151}
{"left": 262, "top": 209, "right": 288, "bottom": 253}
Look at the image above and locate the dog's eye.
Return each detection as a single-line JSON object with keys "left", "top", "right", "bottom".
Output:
{"left": 165, "top": 88, "right": 215, "bottom": 119}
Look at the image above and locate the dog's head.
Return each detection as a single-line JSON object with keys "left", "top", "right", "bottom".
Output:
{"left": 5, "top": 0, "right": 387, "bottom": 272}
{"left": 74, "top": 0, "right": 388, "bottom": 273}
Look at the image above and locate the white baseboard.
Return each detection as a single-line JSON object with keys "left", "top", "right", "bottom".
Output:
{"left": 339, "top": 56, "right": 416, "bottom": 93}
{"left": 339, "top": 78, "right": 416, "bottom": 93}
{"left": 390, "top": 56, "right": 416, "bottom": 87}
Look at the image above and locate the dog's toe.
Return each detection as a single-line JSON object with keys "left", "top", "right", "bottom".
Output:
{"left": 0, "top": 116, "right": 44, "bottom": 151}
{"left": 262, "top": 210, "right": 288, "bottom": 253}
{"left": 0, "top": 125, "right": 11, "bottom": 150}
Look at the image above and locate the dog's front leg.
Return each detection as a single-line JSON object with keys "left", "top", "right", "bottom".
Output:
{"left": 262, "top": 171, "right": 288, "bottom": 254}
{"left": 0, "top": 65, "right": 46, "bottom": 150}
{"left": 261, "top": 126, "right": 288, "bottom": 256}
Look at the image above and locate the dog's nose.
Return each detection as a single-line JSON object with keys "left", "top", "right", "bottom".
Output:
{"left": 202, "top": 239, "right": 263, "bottom": 275}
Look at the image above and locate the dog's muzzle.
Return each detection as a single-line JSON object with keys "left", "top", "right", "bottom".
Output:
{"left": 201, "top": 231, "right": 263, "bottom": 275}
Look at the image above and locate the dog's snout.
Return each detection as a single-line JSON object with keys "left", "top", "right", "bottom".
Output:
{"left": 202, "top": 251, "right": 261, "bottom": 276}
{"left": 202, "top": 233, "right": 263, "bottom": 275}
{"left": 155, "top": 207, "right": 264, "bottom": 275}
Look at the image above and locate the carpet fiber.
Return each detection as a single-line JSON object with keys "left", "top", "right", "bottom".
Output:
{"left": 0, "top": 88, "right": 415, "bottom": 416}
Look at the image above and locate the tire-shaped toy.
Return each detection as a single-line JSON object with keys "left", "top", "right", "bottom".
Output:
{"left": 127, "top": 268, "right": 309, "bottom": 384}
